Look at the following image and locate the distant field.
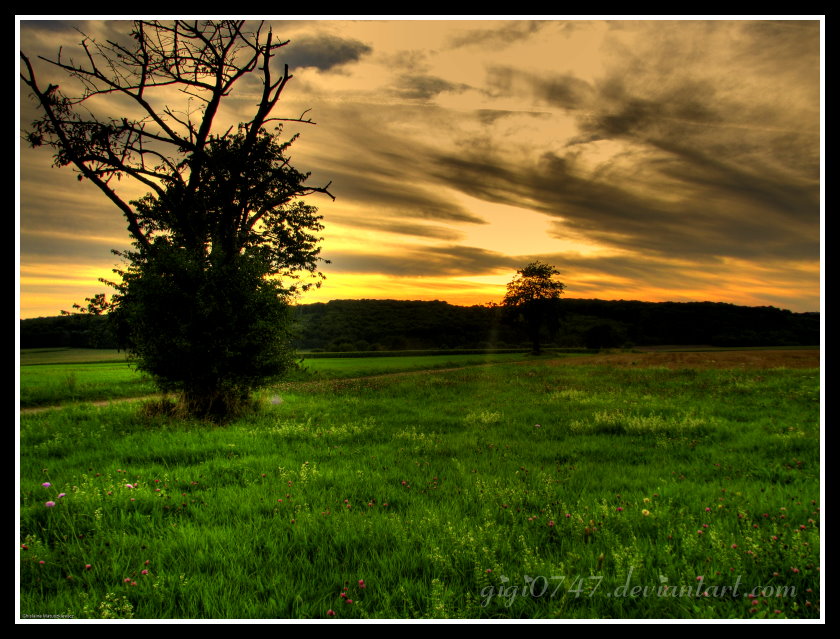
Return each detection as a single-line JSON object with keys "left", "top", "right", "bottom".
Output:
{"left": 19, "top": 351, "right": 820, "bottom": 619}
{"left": 20, "top": 348, "right": 127, "bottom": 366}
{"left": 18, "top": 350, "right": 557, "bottom": 409}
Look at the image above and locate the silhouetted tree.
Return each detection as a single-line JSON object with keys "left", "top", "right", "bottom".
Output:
{"left": 21, "top": 21, "right": 333, "bottom": 418}
{"left": 502, "top": 261, "right": 565, "bottom": 354}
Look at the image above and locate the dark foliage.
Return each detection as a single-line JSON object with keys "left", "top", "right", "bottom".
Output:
{"left": 501, "top": 262, "right": 566, "bottom": 355}
{"left": 21, "top": 21, "right": 332, "bottom": 418}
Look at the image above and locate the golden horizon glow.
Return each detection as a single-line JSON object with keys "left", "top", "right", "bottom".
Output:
{"left": 17, "top": 19, "right": 822, "bottom": 320}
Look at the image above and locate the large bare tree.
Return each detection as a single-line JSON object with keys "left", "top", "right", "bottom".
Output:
{"left": 21, "top": 20, "right": 334, "bottom": 417}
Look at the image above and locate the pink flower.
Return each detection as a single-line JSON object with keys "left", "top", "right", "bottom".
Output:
{"left": 696, "top": 576, "right": 703, "bottom": 581}
{"left": 345, "top": 599, "right": 353, "bottom": 604}
{"left": 42, "top": 482, "right": 51, "bottom": 488}
{"left": 705, "top": 507, "right": 711, "bottom": 512}
{"left": 731, "top": 544, "right": 737, "bottom": 549}
{"left": 485, "top": 569, "right": 492, "bottom": 573}
{"left": 125, "top": 484, "right": 134, "bottom": 489}
{"left": 548, "top": 520, "right": 555, "bottom": 527}
{"left": 616, "top": 507, "right": 623, "bottom": 512}
{"left": 565, "top": 513, "right": 571, "bottom": 518}
{"left": 327, "top": 610, "right": 336, "bottom": 617}
{"left": 358, "top": 579, "right": 366, "bottom": 588}
{"left": 57, "top": 493, "right": 66, "bottom": 499}
{"left": 141, "top": 569, "right": 148, "bottom": 575}
{"left": 85, "top": 564, "right": 92, "bottom": 570}
{"left": 44, "top": 501, "right": 56, "bottom": 508}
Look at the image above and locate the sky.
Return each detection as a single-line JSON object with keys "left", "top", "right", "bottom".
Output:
{"left": 17, "top": 17, "right": 823, "bottom": 318}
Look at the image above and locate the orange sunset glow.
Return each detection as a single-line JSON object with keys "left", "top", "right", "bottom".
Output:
{"left": 18, "top": 18, "right": 822, "bottom": 318}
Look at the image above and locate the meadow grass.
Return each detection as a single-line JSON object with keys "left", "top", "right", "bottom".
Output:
{"left": 19, "top": 358, "right": 820, "bottom": 619}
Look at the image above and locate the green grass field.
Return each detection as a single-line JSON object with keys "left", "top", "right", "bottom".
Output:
{"left": 18, "top": 350, "right": 821, "bottom": 619}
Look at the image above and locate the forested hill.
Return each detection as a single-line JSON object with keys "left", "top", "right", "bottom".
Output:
{"left": 291, "top": 299, "right": 819, "bottom": 351}
{"left": 20, "top": 298, "right": 819, "bottom": 352}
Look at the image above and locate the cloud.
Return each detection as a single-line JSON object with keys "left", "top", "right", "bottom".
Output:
{"left": 282, "top": 34, "right": 371, "bottom": 71}
{"left": 391, "top": 74, "right": 470, "bottom": 100}
{"left": 449, "top": 21, "right": 549, "bottom": 48}
{"left": 486, "top": 66, "right": 595, "bottom": 110}
{"left": 319, "top": 164, "right": 485, "bottom": 224}
{"left": 328, "top": 215, "right": 465, "bottom": 241}
{"left": 326, "top": 244, "right": 520, "bottom": 277}
{"left": 430, "top": 145, "right": 818, "bottom": 263}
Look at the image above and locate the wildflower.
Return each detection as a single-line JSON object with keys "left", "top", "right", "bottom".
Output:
{"left": 696, "top": 576, "right": 703, "bottom": 581}
{"left": 616, "top": 507, "right": 623, "bottom": 512}
{"left": 124, "top": 578, "right": 131, "bottom": 583}
{"left": 791, "top": 568, "right": 799, "bottom": 573}
{"left": 39, "top": 560, "right": 45, "bottom": 565}
{"left": 141, "top": 569, "right": 148, "bottom": 575}
{"left": 345, "top": 599, "right": 353, "bottom": 604}
{"left": 327, "top": 610, "right": 336, "bottom": 617}
{"left": 85, "top": 564, "right": 92, "bottom": 570}
{"left": 565, "top": 513, "right": 571, "bottom": 518}
{"left": 125, "top": 484, "right": 134, "bottom": 489}
{"left": 44, "top": 501, "right": 56, "bottom": 508}
{"left": 145, "top": 560, "right": 151, "bottom": 565}
{"left": 641, "top": 509, "right": 650, "bottom": 517}
{"left": 340, "top": 592, "right": 347, "bottom": 599}
{"left": 57, "top": 493, "right": 66, "bottom": 499}
{"left": 41, "top": 482, "right": 51, "bottom": 488}
{"left": 548, "top": 520, "right": 555, "bottom": 527}
{"left": 485, "top": 569, "right": 492, "bottom": 573}
{"left": 697, "top": 530, "right": 703, "bottom": 535}
{"left": 21, "top": 544, "right": 28, "bottom": 550}
{"left": 358, "top": 580, "right": 366, "bottom": 588}
{"left": 705, "top": 507, "right": 711, "bottom": 512}
{"left": 731, "top": 544, "right": 738, "bottom": 549}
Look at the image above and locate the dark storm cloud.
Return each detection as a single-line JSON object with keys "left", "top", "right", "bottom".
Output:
{"left": 474, "top": 109, "right": 551, "bottom": 124}
{"left": 449, "top": 20, "right": 549, "bottom": 48}
{"left": 487, "top": 66, "right": 595, "bottom": 110}
{"left": 327, "top": 245, "right": 520, "bottom": 277}
{"left": 392, "top": 74, "right": 470, "bottom": 100}
{"left": 425, "top": 21, "right": 819, "bottom": 267}
{"left": 282, "top": 34, "right": 371, "bottom": 71}
{"left": 320, "top": 163, "right": 485, "bottom": 225}
{"left": 329, "top": 215, "right": 465, "bottom": 241}
{"left": 431, "top": 147, "right": 818, "bottom": 263}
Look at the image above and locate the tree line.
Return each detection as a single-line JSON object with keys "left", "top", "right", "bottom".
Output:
{"left": 21, "top": 298, "right": 819, "bottom": 352}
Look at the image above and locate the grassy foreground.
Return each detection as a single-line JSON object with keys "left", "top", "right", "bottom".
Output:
{"left": 19, "top": 355, "right": 820, "bottom": 619}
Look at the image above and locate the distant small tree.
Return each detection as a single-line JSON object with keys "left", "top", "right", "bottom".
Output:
{"left": 502, "top": 262, "right": 565, "bottom": 355}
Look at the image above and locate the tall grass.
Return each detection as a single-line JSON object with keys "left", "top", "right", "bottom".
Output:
{"left": 19, "top": 361, "right": 820, "bottom": 619}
